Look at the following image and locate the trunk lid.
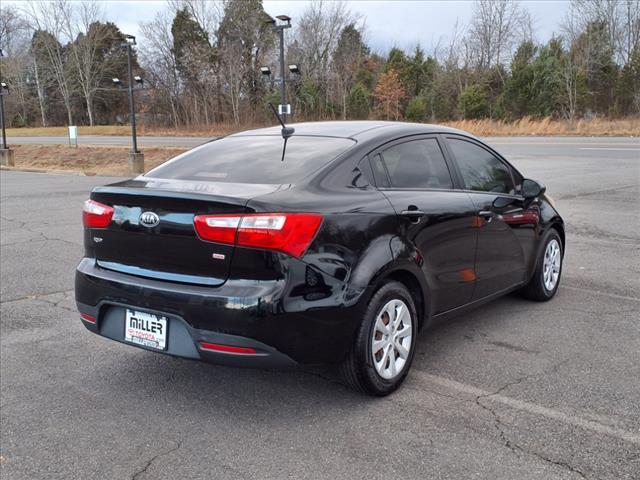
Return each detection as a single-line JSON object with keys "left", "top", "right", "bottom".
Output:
{"left": 88, "top": 178, "right": 283, "bottom": 286}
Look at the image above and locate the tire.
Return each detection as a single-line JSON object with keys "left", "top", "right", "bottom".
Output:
{"left": 520, "top": 229, "right": 563, "bottom": 302}
{"left": 340, "top": 281, "right": 418, "bottom": 396}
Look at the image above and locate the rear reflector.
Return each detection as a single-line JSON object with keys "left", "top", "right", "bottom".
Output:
{"left": 193, "top": 213, "right": 322, "bottom": 258}
{"left": 199, "top": 342, "right": 257, "bottom": 355}
{"left": 83, "top": 199, "right": 114, "bottom": 228}
{"left": 80, "top": 312, "right": 97, "bottom": 324}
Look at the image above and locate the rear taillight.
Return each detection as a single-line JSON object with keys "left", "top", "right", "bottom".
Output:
{"left": 83, "top": 199, "right": 114, "bottom": 228}
{"left": 193, "top": 213, "right": 323, "bottom": 258}
{"left": 80, "top": 312, "right": 96, "bottom": 324}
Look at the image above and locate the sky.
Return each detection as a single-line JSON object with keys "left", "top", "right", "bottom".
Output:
{"left": 9, "top": 0, "right": 573, "bottom": 53}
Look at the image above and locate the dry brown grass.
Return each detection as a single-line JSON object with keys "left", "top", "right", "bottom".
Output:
{"left": 444, "top": 116, "right": 640, "bottom": 136}
{"left": 6, "top": 123, "right": 254, "bottom": 138}
{"left": 7, "top": 144, "right": 187, "bottom": 176}
{"left": 138, "top": 124, "right": 249, "bottom": 137}
{"left": 6, "top": 125, "right": 132, "bottom": 137}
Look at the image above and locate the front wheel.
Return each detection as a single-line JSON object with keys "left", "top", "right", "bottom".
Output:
{"left": 340, "top": 281, "right": 418, "bottom": 396}
{"left": 520, "top": 229, "right": 563, "bottom": 301}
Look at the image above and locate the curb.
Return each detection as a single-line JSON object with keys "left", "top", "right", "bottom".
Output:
{"left": 0, "top": 165, "right": 88, "bottom": 176}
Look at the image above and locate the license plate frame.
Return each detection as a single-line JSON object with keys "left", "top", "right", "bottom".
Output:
{"left": 124, "top": 309, "right": 168, "bottom": 351}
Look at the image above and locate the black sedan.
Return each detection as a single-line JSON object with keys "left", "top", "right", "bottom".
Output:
{"left": 76, "top": 121, "right": 564, "bottom": 396}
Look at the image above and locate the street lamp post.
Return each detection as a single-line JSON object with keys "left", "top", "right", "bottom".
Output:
{"left": 267, "top": 15, "right": 292, "bottom": 122}
{"left": 121, "top": 35, "right": 144, "bottom": 175}
{"left": 0, "top": 83, "right": 7, "bottom": 149}
{"left": 0, "top": 48, "right": 15, "bottom": 167}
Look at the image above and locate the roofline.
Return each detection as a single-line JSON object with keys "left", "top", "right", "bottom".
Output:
{"left": 228, "top": 121, "right": 468, "bottom": 140}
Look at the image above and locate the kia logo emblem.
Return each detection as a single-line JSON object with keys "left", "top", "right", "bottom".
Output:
{"left": 140, "top": 211, "right": 160, "bottom": 228}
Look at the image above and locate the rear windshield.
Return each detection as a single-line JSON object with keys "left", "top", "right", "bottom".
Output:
{"left": 145, "top": 135, "right": 356, "bottom": 184}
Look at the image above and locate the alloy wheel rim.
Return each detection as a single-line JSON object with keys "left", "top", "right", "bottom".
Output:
{"left": 371, "top": 299, "right": 413, "bottom": 380}
{"left": 543, "top": 239, "right": 561, "bottom": 291}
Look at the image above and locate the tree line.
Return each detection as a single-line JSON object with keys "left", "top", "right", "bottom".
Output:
{"left": 0, "top": 0, "right": 638, "bottom": 129}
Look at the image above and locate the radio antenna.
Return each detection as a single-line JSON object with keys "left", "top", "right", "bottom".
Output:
{"left": 268, "top": 103, "right": 294, "bottom": 161}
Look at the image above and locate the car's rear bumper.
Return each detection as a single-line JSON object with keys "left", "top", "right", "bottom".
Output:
{"left": 75, "top": 257, "right": 363, "bottom": 366}
{"left": 77, "top": 300, "right": 297, "bottom": 368}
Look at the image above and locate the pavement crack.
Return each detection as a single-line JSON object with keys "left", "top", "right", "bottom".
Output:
{"left": 0, "top": 215, "right": 26, "bottom": 229}
{"left": 1, "top": 289, "right": 75, "bottom": 309}
{"left": 131, "top": 440, "right": 182, "bottom": 480}
{"left": 474, "top": 359, "right": 592, "bottom": 479}
{"left": 476, "top": 396, "right": 592, "bottom": 479}
{"left": 1, "top": 218, "right": 82, "bottom": 248}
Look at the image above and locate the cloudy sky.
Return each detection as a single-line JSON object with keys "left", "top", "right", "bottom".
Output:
{"left": 14, "top": 0, "right": 573, "bottom": 53}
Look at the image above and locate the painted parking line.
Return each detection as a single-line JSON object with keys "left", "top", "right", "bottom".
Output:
{"left": 414, "top": 371, "right": 640, "bottom": 446}
{"left": 579, "top": 147, "right": 640, "bottom": 151}
{"left": 560, "top": 284, "right": 640, "bottom": 303}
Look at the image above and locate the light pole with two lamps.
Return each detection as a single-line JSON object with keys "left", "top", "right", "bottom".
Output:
{"left": 113, "top": 34, "right": 144, "bottom": 174}
{"left": 264, "top": 15, "right": 294, "bottom": 122}
{"left": 0, "top": 48, "right": 15, "bottom": 167}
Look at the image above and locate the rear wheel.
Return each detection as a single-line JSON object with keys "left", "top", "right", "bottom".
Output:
{"left": 340, "top": 281, "right": 417, "bottom": 396}
{"left": 520, "top": 229, "right": 563, "bottom": 301}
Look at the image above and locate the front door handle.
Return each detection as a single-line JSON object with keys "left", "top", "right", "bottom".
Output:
{"left": 478, "top": 210, "right": 495, "bottom": 222}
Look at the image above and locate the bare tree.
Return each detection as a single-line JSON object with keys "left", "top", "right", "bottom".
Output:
{"left": 218, "top": 39, "right": 243, "bottom": 124}
{"left": 333, "top": 23, "right": 367, "bottom": 119}
{"left": 139, "top": 12, "right": 182, "bottom": 128}
{"left": 294, "top": 0, "right": 357, "bottom": 116}
{"left": 469, "top": 0, "right": 530, "bottom": 71}
{"left": 59, "top": 1, "right": 118, "bottom": 126}
{"left": 620, "top": 0, "right": 640, "bottom": 64}
{"left": 23, "top": 0, "right": 76, "bottom": 125}
{"left": 1, "top": 5, "right": 37, "bottom": 126}
{"left": 168, "top": 0, "right": 223, "bottom": 37}
{"left": 569, "top": 0, "right": 640, "bottom": 65}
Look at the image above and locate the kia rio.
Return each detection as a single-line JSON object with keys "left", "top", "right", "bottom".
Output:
{"left": 76, "top": 121, "right": 565, "bottom": 396}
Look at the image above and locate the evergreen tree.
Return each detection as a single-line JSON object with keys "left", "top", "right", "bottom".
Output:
{"left": 530, "top": 38, "right": 565, "bottom": 117}
{"left": 502, "top": 41, "right": 537, "bottom": 118}
{"left": 171, "top": 8, "right": 213, "bottom": 82}
{"left": 406, "top": 46, "right": 434, "bottom": 98}
{"left": 614, "top": 47, "right": 640, "bottom": 116}
{"left": 347, "top": 83, "right": 370, "bottom": 119}
{"left": 459, "top": 84, "right": 490, "bottom": 119}
{"left": 405, "top": 96, "right": 427, "bottom": 122}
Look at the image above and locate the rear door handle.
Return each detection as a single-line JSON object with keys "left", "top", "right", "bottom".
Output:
{"left": 478, "top": 210, "right": 495, "bottom": 222}
{"left": 400, "top": 209, "right": 426, "bottom": 217}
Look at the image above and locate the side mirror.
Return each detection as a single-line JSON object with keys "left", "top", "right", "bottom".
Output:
{"left": 521, "top": 179, "right": 546, "bottom": 199}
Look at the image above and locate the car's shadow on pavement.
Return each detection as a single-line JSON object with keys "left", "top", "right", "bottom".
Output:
{"left": 97, "top": 292, "right": 541, "bottom": 415}
{"left": 414, "top": 292, "right": 541, "bottom": 362}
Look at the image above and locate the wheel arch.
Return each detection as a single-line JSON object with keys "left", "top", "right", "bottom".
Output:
{"left": 549, "top": 220, "right": 565, "bottom": 254}
{"left": 372, "top": 267, "right": 429, "bottom": 330}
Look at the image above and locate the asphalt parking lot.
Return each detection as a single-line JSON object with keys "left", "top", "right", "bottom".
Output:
{"left": 1, "top": 137, "right": 639, "bottom": 479}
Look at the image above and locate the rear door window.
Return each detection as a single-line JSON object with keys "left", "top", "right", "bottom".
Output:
{"left": 146, "top": 136, "right": 356, "bottom": 184}
{"left": 379, "top": 138, "right": 453, "bottom": 189}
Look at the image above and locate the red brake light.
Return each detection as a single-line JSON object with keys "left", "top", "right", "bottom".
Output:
{"left": 199, "top": 342, "right": 257, "bottom": 355}
{"left": 193, "top": 214, "right": 240, "bottom": 244}
{"left": 193, "top": 213, "right": 323, "bottom": 258}
{"left": 83, "top": 200, "right": 114, "bottom": 228}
